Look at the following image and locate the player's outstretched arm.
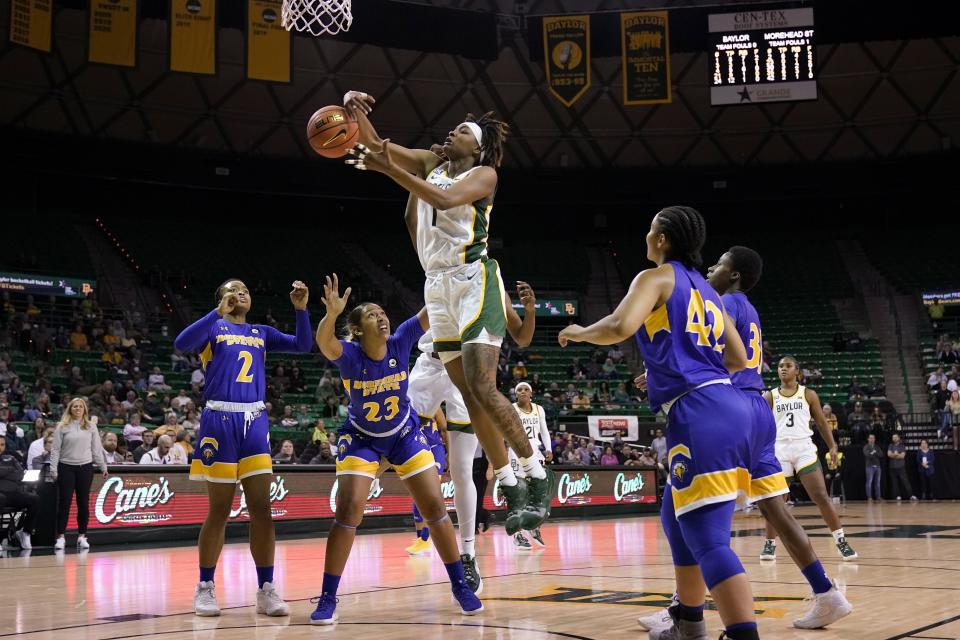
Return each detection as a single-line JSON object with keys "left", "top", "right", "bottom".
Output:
{"left": 343, "top": 91, "right": 441, "bottom": 177}
{"left": 506, "top": 281, "right": 537, "bottom": 348}
{"left": 173, "top": 309, "right": 221, "bottom": 352}
{"left": 263, "top": 281, "right": 313, "bottom": 353}
{"left": 315, "top": 274, "right": 351, "bottom": 361}
{"left": 557, "top": 266, "right": 671, "bottom": 347}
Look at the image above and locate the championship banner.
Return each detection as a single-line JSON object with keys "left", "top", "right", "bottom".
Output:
{"left": 9, "top": 0, "right": 52, "bottom": 53}
{"left": 588, "top": 415, "right": 640, "bottom": 442}
{"left": 247, "top": 0, "right": 291, "bottom": 83}
{"left": 88, "top": 0, "right": 137, "bottom": 67}
{"left": 66, "top": 466, "right": 657, "bottom": 531}
{"left": 542, "top": 15, "right": 590, "bottom": 107}
{"left": 170, "top": 0, "right": 216, "bottom": 75}
{"left": 621, "top": 11, "right": 671, "bottom": 105}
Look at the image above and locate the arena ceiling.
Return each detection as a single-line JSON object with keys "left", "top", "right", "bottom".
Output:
{"left": 0, "top": 0, "right": 958, "bottom": 169}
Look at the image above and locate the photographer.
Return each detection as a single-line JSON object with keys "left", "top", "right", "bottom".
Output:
{"left": 0, "top": 436, "right": 39, "bottom": 549}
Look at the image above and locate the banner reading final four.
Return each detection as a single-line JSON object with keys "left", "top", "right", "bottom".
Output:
{"left": 9, "top": 0, "right": 52, "bottom": 52}
{"left": 247, "top": 0, "right": 290, "bottom": 83}
{"left": 542, "top": 15, "right": 590, "bottom": 107}
{"left": 88, "top": 0, "right": 137, "bottom": 67}
{"left": 170, "top": 0, "right": 216, "bottom": 75}
{"left": 621, "top": 11, "right": 672, "bottom": 105}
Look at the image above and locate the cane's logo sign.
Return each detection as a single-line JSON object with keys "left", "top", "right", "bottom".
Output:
{"left": 231, "top": 476, "right": 290, "bottom": 518}
{"left": 95, "top": 476, "right": 175, "bottom": 525}
{"left": 557, "top": 472, "right": 592, "bottom": 505}
{"left": 330, "top": 478, "right": 384, "bottom": 514}
{"left": 613, "top": 472, "right": 646, "bottom": 502}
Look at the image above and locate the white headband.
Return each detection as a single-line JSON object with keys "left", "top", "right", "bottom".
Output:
{"left": 460, "top": 121, "right": 484, "bottom": 163}
{"left": 515, "top": 382, "right": 532, "bottom": 394}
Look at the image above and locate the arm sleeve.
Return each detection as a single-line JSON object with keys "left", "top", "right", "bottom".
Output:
{"left": 50, "top": 427, "right": 62, "bottom": 469}
{"left": 538, "top": 406, "right": 551, "bottom": 453}
{"left": 331, "top": 341, "right": 361, "bottom": 379}
{"left": 174, "top": 309, "right": 219, "bottom": 352}
{"left": 262, "top": 310, "right": 313, "bottom": 353}
{"left": 91, "top": 429, "right": 106, "bottom": 473}
{"left": 395, "top": 316, "right": 427, "bottom": 358}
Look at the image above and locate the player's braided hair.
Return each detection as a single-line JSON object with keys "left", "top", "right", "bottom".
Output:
{"left": 654, "top": 206, "right": 706, "bottom": 268}
{"left": 727, "top": 245, "right": 763, "bottom": 293}
{"left": 214, "top": 278, "right": 243, "bottom": 306}
{"left": 466, "top": 111, "right": 509, "bottom": 168}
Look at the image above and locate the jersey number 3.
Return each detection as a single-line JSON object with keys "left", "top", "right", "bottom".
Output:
{"left": 686, "top": 290, "right": 724, "bottom": 353}
{"left": 745, "top": 322, "right": 763, "bottom": 374}
{"left": 235, "top": 351, "right": 254, "bottom": 384}
{"left": 363, "top": 396, "right": 401, "bottom": 422}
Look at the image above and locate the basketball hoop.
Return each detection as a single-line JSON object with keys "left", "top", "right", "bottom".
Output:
{"left": 282, "top": 0, "right": 352, "bottom": 36}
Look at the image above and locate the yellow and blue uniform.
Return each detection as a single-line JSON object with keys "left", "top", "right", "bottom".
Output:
{"left": 420, "top": 417, "right": 447, "bottom": 474}
{"left": 332, "top": 316, "right": 436, "bottom": 479}
{"left": 174, "top": 309, "right": 312, "bottom": 483}
{"left": 723, "top": 291, "right": 789, "bottom": 503}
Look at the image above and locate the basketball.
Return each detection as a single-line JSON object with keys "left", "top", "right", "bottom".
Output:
{"left": 306, "top": 105, "right": 359, "bottom": 158}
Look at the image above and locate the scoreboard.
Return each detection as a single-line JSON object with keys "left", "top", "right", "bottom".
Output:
{"left": 709, "top": 8, "right": 816, "bottom": 105}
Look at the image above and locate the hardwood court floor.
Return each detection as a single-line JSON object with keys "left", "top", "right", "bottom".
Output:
{"left": 2, "top": 502, "right": 958, "bottom": 639}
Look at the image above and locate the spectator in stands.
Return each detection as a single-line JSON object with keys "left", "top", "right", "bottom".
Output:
{"left": 26, "top": 424, "right": 53, "bottom": 470}
{"left": 139, "top": 434, "right": 174, "bottom": 464}
{"left": 51, "top": 399, "right": 107, "bottom": 549}
{"left": 101, "top": 432, "right": 124, "bottom": 465}
{"left": 170, "top": 349, "right": 189, "bottom": 372}
{"left": 608, "top": 345, "right": 625, "bottom": 364}
{"left": 529, "top": 373, "right": 544, "bottom": 396}
{"left": 0, "top": 361, "right": 14, "bottom": 387}
{"left": 181, "top": 409, "right": 200, "bottom": 434}
{"left": 311, "top": 419, "right": 330, "bottom": 445}
{"left": 948, "top": 390, "right": 960, "bottom": 427}
{"left": 511, "top": 361, "right": 528, "bottom": 382}
{"left": 123, "top": 413, "right": 146, "bottom": 448}
{"left": 938, "top": 342, "right": 959, "bottom": 365}
{"left": 582, "top": 380, "right": 598, "bottom": 403}
{"left": 4, "top": 420, "right": 27, "bottom": 463}
{"left": 272, "top": 439, "right": 297, "bottom": 464}
{"left": 89, "top": 380, "right": 115, "bottom": 410}
{"left": 309, "top": 442, "right": 335, "bottom": 465}
{"left": 0, "top": 436, "right": 39, "bottom": 549}
{"left": 190, "top": 366, "right": 205, "bottom": 389}
{"left": 568, "top": 357, "right": 586, "bottom": 380}
{"left": 612, "top": 382, "right": 632, "bottom": 407}
{"left": 800, "top": 362, "right": 822, "bottom": 386}
{"left": 822, "top": 403, "right": 839, "bottom": 435}
{"left": 597, "top": 381, "right": 612, "bottom": 407}
{"left": 866, "top": 377, "right": 886, "bottom": 398}
{"left": 101, "top": 344, "right": 122, "bottom": 367}
{"left": 31, "top": 433, "right": 54, "bottom": 479}
{"left": 637, "top": 448, "right": 658, "bottom": 467}
{"left": 280, "top": 405, "right": 299, "bottom": 428}
{"left": 863, "top": 434, "right": 883, "bottom": 501}
{"left": 928, "top": 299, "right": 945, "bottom": 326}
{"left": 143, "top": 391, "right": 163, "bottom": 418}
{"left": 847, "top": 377, "right": 866, "bottom": 401}
{"left": 574, "top": 439, "right": 591, "bottom": 466}
{"left": 148, "top": 366, "right": 171, "bottom": 392}
{"left": 916, "top": 440, "right": 935, "bottom": 500}
{"left": 601, "top": 358, "right": 618, "bottom": 380}
{"left": 171, "top": 389, "right": 191, "bottom": 412}
{"left": 934, "top": 380, "right": 952, "bottom": 440}
{"left": 172, "top": 430, "right": 192, "bottom": 462}
{"left": 132, "top": 430, "right": 155, "bottom": 463}
{"left": 572, "top": 390, "right": 592, "bottom": 414}
{"left": 870, "top": 407, "right": 888, "bottom": 436}
{"left": 154, "top": 412, "right": 181, "bottom": 438}
{"left": 563, "top": 383, "right": 577, "bottom": 407}
{"left": 600, "top": 446, "right": 619, "bottom": 466}
{"left": 336, "top": 396, "right": 349, "bottom": 421}
{"left": 67, "top": 366, "right": 87, "bottom": 394}
{"left": 651, "top": 428, "right": 667, "bottom": 466}
{"left": 288, "top": 366, "right": 307, "bottom": 394}
{"left": 849, "top": 401, "right": 870, "bottom": 443}
{"left": 541, "top": 393, "right": 559, "bottom": 428}
{"left": 927, "top": 366, "right": 947, "bottom": 390}
{"left": 886, "top": 433, "right": 915, "bottom": 501}
{"left": 69, "top": 325, "right": 89, "bottom": 351}
{"left": 5, "top": 378, "right": 24, "bottom": 405}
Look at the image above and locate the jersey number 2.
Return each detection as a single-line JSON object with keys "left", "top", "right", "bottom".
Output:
{"left": 686, "top": 290, "right": 724, "bottom": 353}
{"left": 363, "top": 396, "right": 400, "bottom": 422}
{"left": 235, "top": 351, "right": 254, "bottom": 384}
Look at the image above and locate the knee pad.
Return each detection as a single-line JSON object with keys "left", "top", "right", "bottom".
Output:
{"left": 661, "top": 489, "right": 697, "bottom": 566}
{"left": 696, "top": 545, "right": 744, "bottom": 590}
{"left": 678, "top": 502, "right": 743, "bottom": 589}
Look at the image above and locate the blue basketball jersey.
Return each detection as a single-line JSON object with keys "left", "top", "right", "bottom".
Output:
{"left": 635, "top": 261, "right": 730, "bottom": 412}
{"left": 333, "top": 316, "right": 425, "bottom": 436}
{"left": 173, "top": 309, "right": 312, "bottom": 404}
{"left": 722, "top": 292, "right": 765, "bottom": 393}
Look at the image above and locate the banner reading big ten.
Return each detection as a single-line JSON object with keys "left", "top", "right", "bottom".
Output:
{"left": 69, "top": 468, "right": 656, "bottom": 531}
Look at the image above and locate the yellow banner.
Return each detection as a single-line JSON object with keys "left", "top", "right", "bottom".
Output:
{"left": 621, "top": 11, "right": 672, "bottom": 105}
{"left": 89, "top": 0, "right": 137, "bottom": 67}
{"left": 9, "top": 0, "right": 52, "bottom": 53}
{"left": 170, "top": 0, "right": 216, "bottom": 75}
{"left": 247, "top": 0, "right": 290, "bottom": 83}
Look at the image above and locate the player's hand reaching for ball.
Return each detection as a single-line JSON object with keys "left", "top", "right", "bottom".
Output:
{"left": 320, "top": 274, "right": 352, "bottom": 318}
{"left": 346, "top": 140, "right": 394, "bottom": 175}
{"left": 342, "top": 90, "right": 375, "bottom": 116}
{"left": 517, "top": 281, "right": 536, "bottom": 311}
{"left": 557, "top": 325, "right": 584, "bottom": 347}
{"left": 289, "top": 280, "right": 309, "bottom": 311}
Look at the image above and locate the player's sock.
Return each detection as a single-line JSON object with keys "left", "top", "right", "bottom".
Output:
{"left": 321, "top": 572, "right": 341, "bottom": 597}
{"left": 519, "top": 456, "right": 546, "bottom": 480}
{"left": 256, "top": 566, "right": 274, "bottom": 589}
{"left": 495, "top": 465, "right": 518, "bottom": 487}
{"left": 462, "top": 536, "right": 476, "bottom": 557}
{"left": 671, "top": 601, "right": 704, "bottom": 622}
{"left": 199, "top": 565, "right": 216, "bottom": 583}
{"left": 723, "top": 621, "right": 759, "bottom": 639}
{"left": 800, "top": 560, "right": 832, "bottom": 594}
{"left": 419, "top": 527, "right": 430, "bottom": 542}
{"left": 831, "top": 528, "right": 845, "bottom": 543}
{"left": 444, "top": 559, "right": 467, "bottom": 587}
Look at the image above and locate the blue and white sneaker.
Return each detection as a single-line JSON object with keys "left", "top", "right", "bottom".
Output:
{"left": 452, "top": 582, "right": 484, "bottom": 615}
{"left": 309, "top": 593, "right": 339, "bottom": 625}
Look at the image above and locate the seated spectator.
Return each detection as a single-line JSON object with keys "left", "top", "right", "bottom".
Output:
{"left": 948, "top": 390, "right": 960, "bottom": 425}
{"left": 511, "top": 361, "right": 528, "bottom": 382}
{"left": 139, "top": 434, "right": 174, "bottom": 464}
{"left": 336, "top": 396, "right": 349, "bottom": 421}
{"left": 31, "top": 433, "right": 54, "bottom": 478}
{"left": 612, "top": 382, "right": 632, "bottom": 407}
{"left": 848, "top": 401, "right": 870, "bottom": 443}
{"left": 143, "top": 391, "right": 163, "bottom": 417}
{"left": 153, "top": 412, "right": 181, "bottom": 438}
{"left": 101, "top": 344, "right": 122, "bottom": 366}
{"left": 934, "top": 380, "right": 951, "bottom": 439}
{"left": 180, "top": 409, "right": 200, "bottom": 434}
{"left": 172, "top": 430, "right": 193, "bottom": 462}
{"left": 101, "top": 432, "right": 124, "bottom": 465}
{"left": 562, "top": 383, "right": 578, "bottom": 407}
{"left": 123, "top": 413, "right": 147, "bottom": 447}
{"left": 288, "top": 366, "right": 307, "bottom": 394}
{"left": 170, "top": 389, "right": 191, "bottom": 412}
{"left": 822, "top": 404, "right": 839, "bottom": 434}
{"left": 0, "top": 437, "right": 40, "bottom": 549}
{"left": 801, "top": 362, "right": 823, "bottom": 386}
{"left": 637, "top": 448, "right": 658, "bottom": 467}
{"left": 148, "top": 366, "right": 171, "bottom": 392}
{"left": 67, "top": 366, "right": 88, "bottom": 393}
{"left": 69, "top": 325, "right": 89, "bottom": 351}
{"left": 568, "top": 357, "right": 586, "bottom": 379}
{"left": 847, "top": 377, "right": 866, "bottom": 401}
{"left": 120, "top": 390, "right": 138, "bottom": 412}
{"left": 572, "top": 391, "right": 591, "bottom": 413}
{"left": 600, "top": 446, "right": 619, "bottom": 466}
{"left": 308, "top": 441, "right": 335, "bottom": 464}
{"left": 311, "top": 419, "right": 330, "bottom": 444}
{"left": 528, "top": 373, "right": 544, "bottom": 396}
{"left": 582, "top": 380, "right": 598, "bottom": 403}
{"left": 596, "top": 381, "right": 612, "bottom": 406}
{"left": 927, "top": 366, "right": 946, "bottom": 390}
{"left": 939, "top": 343, "right": 960, "bottom": 364}
{"left": 272, "top": 439, "right": 297, "bottom": 464}
{"left": 4, "top": 420, "right": 27, "bottom": 463}
{"left": 132, "top": 430, "right": 155, "bottom": 463}
{"left": 280, "top": 405, "right": 299, "bottom": 428}
{"left": 26, "top": 424, "right": 53, "bottom": 470}
{"left": 541, "top": 393, "right": 559, "bottom": 427}
{"left": 867, "top": 377, "right": 886, "bottom": 398}
{"left": 608, "top": 345, "right": 625, "bottom": 364}
{"left": 190, "top": 366, "right": 205, "bottom": 388}
{"left": 574, "top": 440, "right": 591, "bottom": 465}
{"left": 601, "top": 358, "right": 618, "bottom": 380}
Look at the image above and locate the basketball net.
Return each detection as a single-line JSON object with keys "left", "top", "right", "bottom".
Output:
{"left": 282, "top": 0, "right": 352, "bottom": 36}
